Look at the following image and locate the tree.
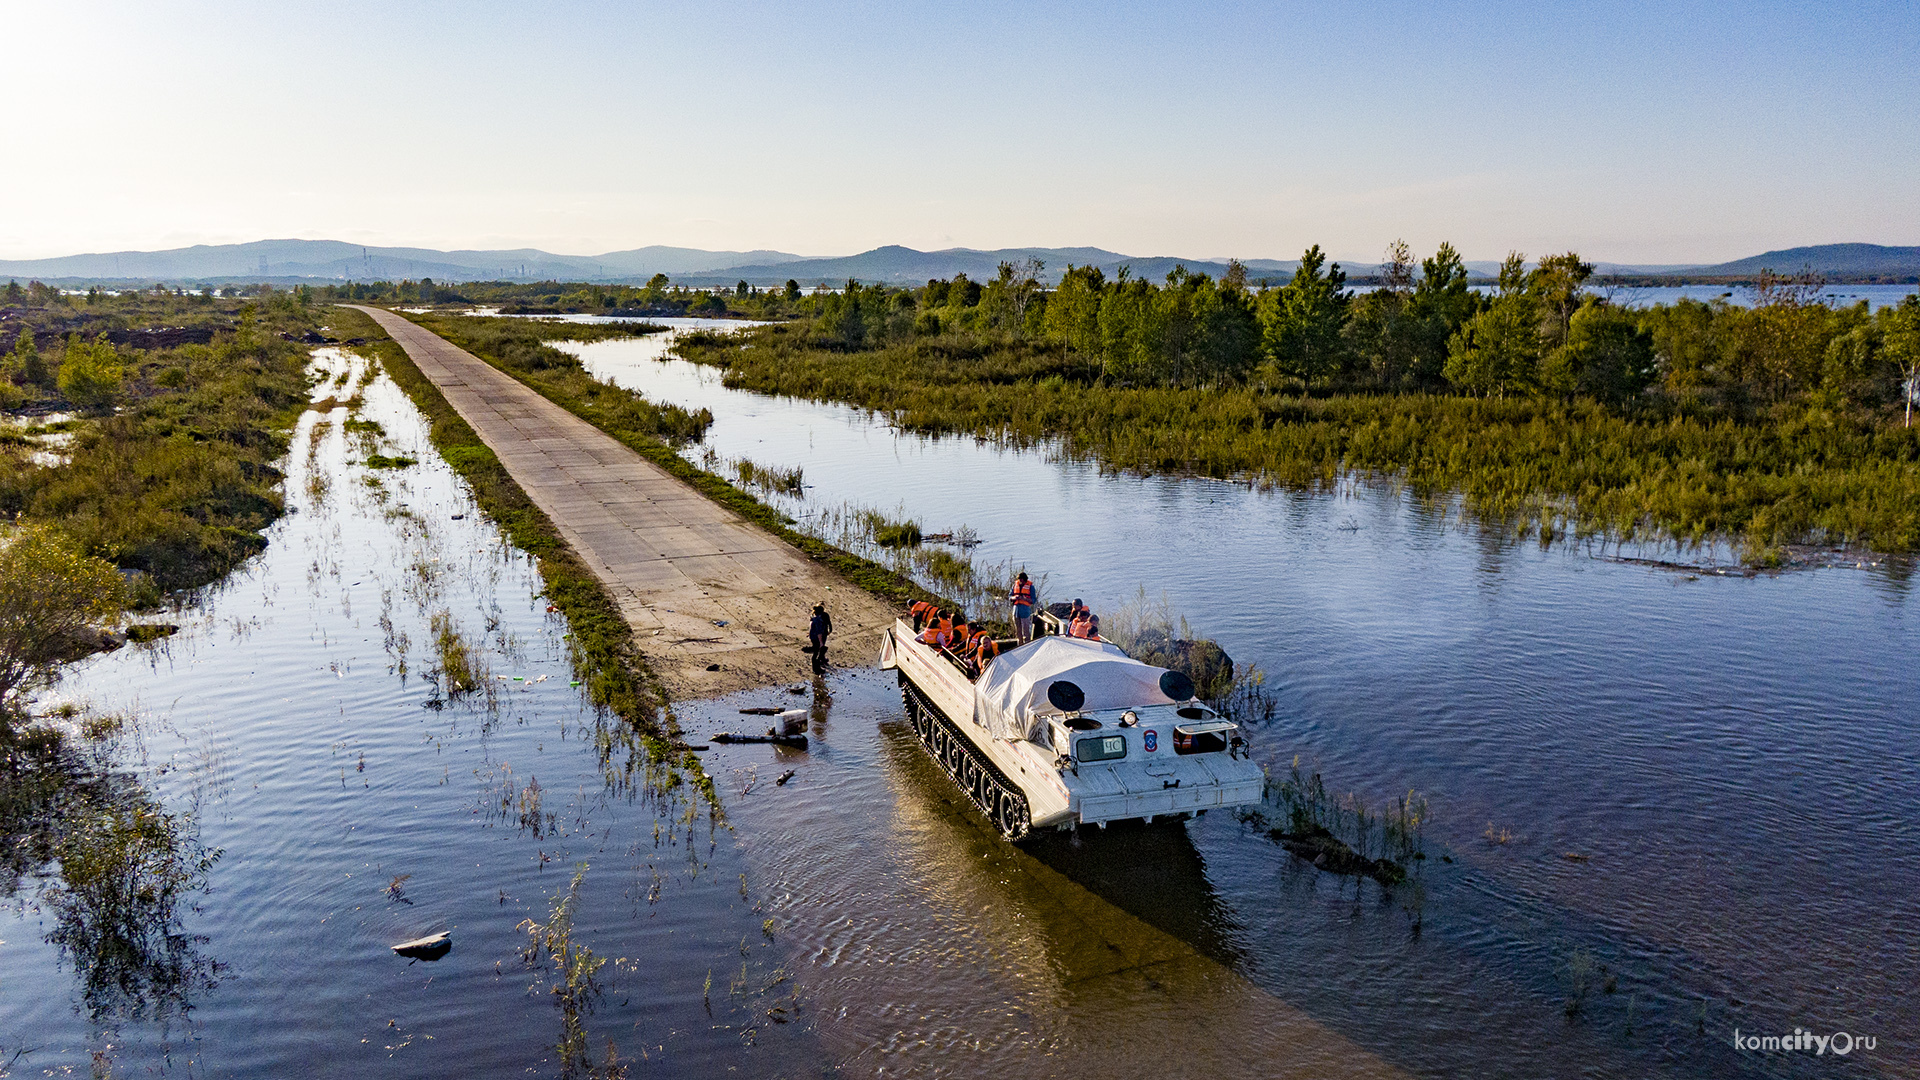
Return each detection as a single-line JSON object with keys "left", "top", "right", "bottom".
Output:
{"left": 1191, "top": 274, "right": 1259, "bottom": 384}
{"left": 0, "top": 525, "right": 125, "bottom": 726}
{"left": 1345, "top": 240, "right": 1423, "bottom": 387}
{"left": 784, "top": 279, "right": 801, "bottom": 300}
{"left": 1540, "top": 301, "right": 1657, "bottom": 403}
{"left": 1043, "top": 265, "right": 1106, "bottom": 359}
{"left": 1444, "top": 253, "right": 1540, "bottom": 396}
{"left": 1008, "top": 258, "right": 1046, "bottom": 326}
{"left": 946, "top": 272, "right": 981, "bottom": 310}
{"left": 1532, "top": 251, "right": 1595, "bottom": 352}
{"left": 1260, "top": 245, "right": 1349, "bottom": 388}
{"left": 1886, "top": 294, "right": 1920, "bottom": 427}
{"left": 11, "top": 329, "right": 48, "bottom": 388}
{"left": 1408, "top": 242, "right": 1477, "bottom": 385}
{"left": 1639, "top": 297, "right": 1724, "bottom": 390}
{"left": 1733, "top": 269, "right": 1831, "bottom": 399}
{"left": 735, "top": 280, "right": 750, "bottom": 299}
{"left": 59, "top": 333, "right": 124, "bottom": 409}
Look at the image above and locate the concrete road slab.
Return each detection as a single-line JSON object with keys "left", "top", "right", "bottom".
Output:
{"left": 351, "top": 306, "right": 899, "bottom": 699}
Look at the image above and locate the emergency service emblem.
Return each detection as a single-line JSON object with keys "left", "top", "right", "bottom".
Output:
{"left": 1143, "top": 730, "right": 1158, "bottom": 752}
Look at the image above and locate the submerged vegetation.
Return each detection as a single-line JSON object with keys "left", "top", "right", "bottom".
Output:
{"left": 673, "top": 256, "right": 1920, "bottom": 555}
{"left": 1242, "top": 757, "right": 1431, "bottom": 891}
{"left": 1, "top": 283, "right": 317, "bottom": 590}
{"left": 329, "top": 308, "right": 704, "bottom": 802}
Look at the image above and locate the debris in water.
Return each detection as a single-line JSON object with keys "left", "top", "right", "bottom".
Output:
{"left": 775, "top": 770, "right": 796, "bottom": 786}
{"left": 709, "top": 732, "right": 808, "bottom": 748}
{"left": 739, "top": 707, "right": 783, "bottom": 715}
{"left": 786, "top": 685, "right": 806, "bottom": 695}
{"left": 392, "top": 932, "right": 451, "bottom": 961}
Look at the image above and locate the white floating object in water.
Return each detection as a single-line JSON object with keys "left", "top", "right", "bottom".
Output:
{"left": 391, "top": 931, "right": 451, "bottom": 960}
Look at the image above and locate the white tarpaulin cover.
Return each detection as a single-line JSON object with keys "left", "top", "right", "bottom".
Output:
{"left": 974, "top": 636, "right": 1179, "bottom": 742}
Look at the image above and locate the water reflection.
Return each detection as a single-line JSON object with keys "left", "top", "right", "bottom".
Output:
{"left": 1, "top": 730, "right": 220, "bottom": 1026}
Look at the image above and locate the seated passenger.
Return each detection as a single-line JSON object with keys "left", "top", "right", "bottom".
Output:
{"left": 973, "top": 634, "right": 1000, "bottom": 666}
{"left": 948, "top": 617, "right": 971, "bottom": 651}
{"left": 1069, "top": 606, "right": 1094, "bottom": 639}
{"left": 919, "top": 609, "right": 952, "bottom": 647}
{"left": 1084, "top": 614, "right": 1103, "bottom": 642}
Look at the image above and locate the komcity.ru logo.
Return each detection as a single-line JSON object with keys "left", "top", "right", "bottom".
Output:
{"left": 1732, "top": 1028, "right": 1876, "bottom": 1055}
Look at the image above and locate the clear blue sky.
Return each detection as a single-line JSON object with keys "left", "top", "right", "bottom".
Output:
{"left": 4, "top": 0, "right": 1915, "bottom": 265}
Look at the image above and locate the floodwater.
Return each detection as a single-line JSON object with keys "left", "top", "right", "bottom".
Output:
{"left": 1600, "top": 283, "right": 1917, "bottom": 312}
{"left": 564, "top": 328, "right": 1920, "bottom": 1078}
{"left": 6, "top": 325, "right": 1914, "bottom": 1077}
{"left": 3, "top": 349, "right": 819, "bottom": 1076}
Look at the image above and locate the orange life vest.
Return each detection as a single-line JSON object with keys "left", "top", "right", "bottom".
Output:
{"left": 949, "top": 623, "right": 971, "bottom": 650}
{"left": 974, "top": 636, "right": 1000, "bottom": 663}
{"left": 920, "top": 617, "right": 951, "bottom": 647}
{"left": 1010, "top": 579, "right": 1036, "bottom": 606}
{"left": 1069, "top": 612, "right": 1093, "bottom": 639}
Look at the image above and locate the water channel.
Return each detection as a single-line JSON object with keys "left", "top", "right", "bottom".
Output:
{"left": 5, "top": 322, "right": 1914, "bottom": 1077}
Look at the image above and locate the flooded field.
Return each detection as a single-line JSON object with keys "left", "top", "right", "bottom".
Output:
{"left": 3, "top": 349, "right": 817, "bottom": 1077}
{"left": 5, "top": 325, "right": 1915, "bottom": 1078}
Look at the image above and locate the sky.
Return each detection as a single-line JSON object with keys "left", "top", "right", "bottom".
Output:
{"left": 3, "top": 0, "right": 1916, "bottom": 265}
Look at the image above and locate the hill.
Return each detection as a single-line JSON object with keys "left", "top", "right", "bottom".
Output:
{"left": 1683, "top": 243, "right": 1920, "bottom": 279}
{"left": 0, "top": 239, "right": 804, "bottom": 284}
{"left": 685, "top": 245, "right": 1289, "bottom": 286}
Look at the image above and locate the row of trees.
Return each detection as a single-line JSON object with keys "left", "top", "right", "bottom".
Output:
{"left": 795, "top": 246, "right": 1920, "bottom": 414}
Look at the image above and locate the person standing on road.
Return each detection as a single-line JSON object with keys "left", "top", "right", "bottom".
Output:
{"left": 1009, "top": 571, "right": 1037, "bottom": 643}
{"left": 809, "top": 603, "right": 833, "bottom": 655}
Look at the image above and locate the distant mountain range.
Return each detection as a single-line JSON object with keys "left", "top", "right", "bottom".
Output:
{"left": 0, "top": 239, "right": 803, "bottom": 285}
{"left": 1678, "top": 243, "right": 1920, "bottom": 278}
{"left": 1, "top": 239, "right": 1914, "bottom": 286}
{"left": 683, "top": 245, "right": 1301, "bottom": 286}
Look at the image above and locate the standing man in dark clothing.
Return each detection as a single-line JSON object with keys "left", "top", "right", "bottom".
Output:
{"left": 808, "top": 603, "right": 833, "bottom": 672}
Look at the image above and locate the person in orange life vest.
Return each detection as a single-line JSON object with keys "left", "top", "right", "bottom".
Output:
{"left": 972, "top": 633, "right": 1000, "bottom": 668}
{"left": 1083, "top": 613, "right": 1103, "bottom": 642}
{"left": 919, "top": 609, "right": 952, "bottom": 647}
{"left": 947, "top": 616, "right": 972, "bottom": 653}
{"left": 909, "top": 599, "right": 936, "bottom": 630}
{"left": 1008, "top": 572, "right": 1037, "bottom": 643}
{"left": 1069, "top": 603, "right": 1094, "bottom": 639}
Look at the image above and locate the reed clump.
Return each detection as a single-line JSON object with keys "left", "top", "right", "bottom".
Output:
{"left": 730, "top": 457, "right": 804, "bottom": 497}
{"left": 519, "top": 865, "right": 622, "bottom": 1078}
{"left": 1253, "top": 757, "right": 1428, "bottom": 887}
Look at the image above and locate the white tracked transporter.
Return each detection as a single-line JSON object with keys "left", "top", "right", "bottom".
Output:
{"left": 880, "top": 620, "right": 1262, "bottom": 840}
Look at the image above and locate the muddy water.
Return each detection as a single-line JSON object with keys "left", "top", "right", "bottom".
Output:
{"left": 562, "top": 331, "right": 1920, "bottom": 1079}
{"left": 4, "top": 349, "right": 817, "bottom": 1076}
